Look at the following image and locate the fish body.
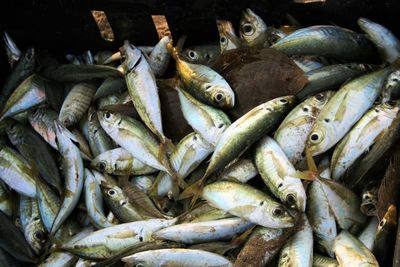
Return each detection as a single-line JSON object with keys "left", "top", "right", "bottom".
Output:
{"left": 239, "top": 8, "right": 267, "bottom": 47}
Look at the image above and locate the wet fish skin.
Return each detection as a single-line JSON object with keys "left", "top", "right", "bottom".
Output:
{"left": 306, "top": 178, "right": 337, "bottom": 257}
{"left": 177, "top": 87, "right": 231, "bottom": 147}
{"left": 120, "top": 41, "right": 166, "bottom": 143}
{"left": 97, "top": 110, "right": 172, "bottom": 175}
{"left": 275, "top": 91, "right": 334, "bottom": 167}
{"left": 333, "top": 230, "right": 379, "bottom": 267}
{"left": 358, "top": 17, "right": 400, "bottom": 63}
{"left": 278, "top": 214, "right": 313, "bottom": 267}
{"left": 217, "top": 20, "right": 242, "bottom": 53}
{"left": 0, "top": 210, "right": 36, "bottom": 263}
{"left": 152, "top": 132, "right": 213, "bottom": 197}
{"left": 0, "top": 48, "right": 35, "bottom": 113}
{"left": 93, "top": 77, "right": 126, "bottom": 101}
{"left": 0, "top": 182, "right": 12, "bottom": 217}
{"left": 255, "top": 136, "right": 306, "bottom": 211}
{"left": 297, "top": 63, "right": 373, "bottom": 100}
{"left": 271, "top": 25, "right": 377, "bottom": 62}
{"left": 3, "top": 32, "right": 21, "bottom": 67}
{"left": 202, "top": 181, "right": 294, "bottom": 228}
{"left": 381, "top": 69, "right": 400, "bottom": 103}
{"left": 149, "top": 35, "right": 171, "bottom": 77}
{"left": 99, "top": 181, "right": 146, "bottom": 223}
{"left": 59, "top": 82, "right": 96, "bottom": 127}
{"left": 6, "top": 120, "right": 62, "bottom": 194}
{"left": 170, "top": 44, "right": 235, "bottom": 109}
{"left": 358, "top": 217, "right": 379, "bottom": 250}
{"left": 59, "top": 218, "right": 177, "bottom": 260}
{"left": 50, "top": 121, "right": 85, "bottom": 235}
{"left": 87, "top": 107, "right": 114, "bottom": 157}
{"left": 219, "top": 158, "right": 258, "bottom": 183}
{"left": 181, "top": 44, "right": 220, "bottom": 66}
{"left": 84, "top": 169, "right": 115, "bottom": 229}
{"left": 0, "top": 144, "right": 38, "bottom": 197}
{"left": 122, "top": 248, "right": 233, "bottom": 267}
{"left": 153, "top": 217, "right": 252, "bottom": 244}
{"left": 203, "top": 95, "right": 296, "bottom": 180}
{"left": 312, "top": 254, "right": 339, "bottom": 267}
{"left": 91, "top": 147, "right": 157, "bottom": 176}
{"left": 307, "top": 68, "right": 391, "bottom": 156}
{"left": 19, "top": 196, "right": 47, "bottom": 255}
{"left": 0, "top": 74, "right": 46, "bottom": 121}
{"left": 331, "top": 101, "right": 399, "bottom": 180}
{"left": 239, "top": 8, "right": 267, "bottom": 47}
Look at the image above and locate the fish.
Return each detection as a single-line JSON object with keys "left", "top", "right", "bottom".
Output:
{"left": 217, "top": 20, "right": 242, "bottom": 53}
{"left": 169, "top": 41, "right": 235, "bottom": 109}
{"left": 59, "top": 82, "right": 97, "bottom": 127}
{"left": 0, "top": 48, "right": 35, "bottom": 113}
{"left": 219, "top": 158, "right": 258, "bottom": 183}
{"left": 6, "top": 120, "right": 62, "bottom": 194}
{"left": 271, "top": 25, "right": 378, "bottom": 62}
{"left": 151, "top": 132, "right": 213, "bottom": 198}
{"left": 84, "top": 169, "right": 115, "bottom": 229}
{"left": 3, "top": 32, "right": 21, "bottom": 67}
{"left": 275, "top": 91, "right": 334, "bottom": 168}
{"left": 202, "top": 181, "right": 294, "bottom": 228}
{"left": 333, "top": 230, "right": 379, "bottom": 266}
{"left": 0, "top": 74, "right": 46, "bottom": 121}
{"left": 91, "top": 147, "right": 157, "bottom": 176}
{"left": 255, "top": 136, "right": 306, "bottom": 211}
{"left": 93, "top": 77, "right": 127, "bottom": 101}
{"left": 381, "top": 69, "right": 400, "bottom": 103}
{"left": 50, "top": 121, "right": 85, "bottom": 235}
{"left": 296, "top": 63, "right": 373, "bottom": 100}
{"left": 307, "top": 68, "right": 391, "bottom": 156}
{"left": 278, "top": 214, "right": 313, "bottom": 267}
{"left": 361, "top": 182, "right": 379, "bottom": 216}
{"left": 181, "top": 44, "right": 220, "bottom": 66}
{"left": 358, "top": 217, "right": 379, "bottom": 250}
{"left": 97, "top": 110, "right": 177, "bottom": 180}
{"left": 373, "top": 204, "right": 397, "bottom": 266}
{"left": 203, "top": 96, "right": 295, "bottom": 180}
{"left": 312, "top": 254, "right": 339, "bottom": 267}
{"left": 19, "top": 196, "right": 47, "bottom": 254}
{"left": 153, "top": 217, "right": 252, "bottom": 244}
{"left": 149, "top": 35, "right": 171, "bottom": 77}
{"left": 59, "top": 218, "right": 177, "bottom": 260}
{"left": 239, "top": 8, "right": 267, "bottom": 47}
{"left": 358, "top": 17, "right": 400, "bottom": 63}
{"left": 0, "top": 182, "right": 12, "bottom": 217}
{"left": 120, "top": 41, "right": 168, "bottom": 144}
{"left": 122, "top": 248, "right": 233, "bottom": 267}
{"left": 87, "top": 107, "right": 114, "bottom": 157}
{"left": 177, "top": 86, "right": 231, "bottom": 147}
{"left": 0, "top": 144, "right": 38, "bottom": 197}
{"left": 331, "top": 101, "right": 400, "bottom": 180}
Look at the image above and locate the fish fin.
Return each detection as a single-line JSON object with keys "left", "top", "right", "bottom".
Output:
{"left": 305, "top": 147, "right": 318, "bottom": 173}
{"left": 294, "top": 170, "right": 317, "bottom": 180}
{"left": 230, "top": 225, "right": 257, "bottom": 246}
{"left": 178, "top": 178, "right": 205, "bottom": 208}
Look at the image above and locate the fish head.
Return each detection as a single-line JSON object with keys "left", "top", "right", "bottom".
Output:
{"left": 281, "top": 180, "right": 307, "bottom": 212}
{"left": 269, "top": 95, "right": 297, "bottom": 113}
{"left": 5, "top": 120, "right": 24, "bottom": 145}
{"left": 99, "top": 181, "right": 125, "bottom": 204}
{"left": 91, "top": 156, "right": 113, "bottom": 174}
{"left": 97, "top": 110, "right": 122, "bottom": 130}
{"left": 262, "top": 201, "right": 294, "bottom": 228}
{"left": 204, "top": 81, "right": 235, "bottom": 108}
{"left": 357, "top": 18, "right": 388, "bottom": 47}
{"left": 311, "top": 91, "right": 335, "bottom": 110}
{"left": 377, "top": 204, "right": 397, "bottom": 233}
{"left": 26, "top": 220, "right": 47, "bottom": 254}
{"left": 240, "top": 8, "right": 267, "bottom": 46}
{"left": 307, "top": 123, "right": 330, "bottom": 156}
{"left": 120, "top": 40, "right": 142, "bottom": 73}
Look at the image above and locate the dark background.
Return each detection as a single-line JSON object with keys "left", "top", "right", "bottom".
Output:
{"left": 1, "top": 0, "right": 399, "bottom": 70}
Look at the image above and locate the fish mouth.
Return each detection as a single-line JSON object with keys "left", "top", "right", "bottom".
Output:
{"left": 357, "top": 17, "right": 372, "bottom": 28}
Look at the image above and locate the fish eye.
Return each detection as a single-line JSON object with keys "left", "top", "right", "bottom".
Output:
{"left": 8, "top": 123, "right": 15, "bottom": 131}
{"left": 136, "top": 263, "right": 145, "bottom": 267}
{"left": 188, "top": 50, "right": 197, "bottom": 60}
{"left": 98, "top": 162, "right": 106, "bottom": 171}
{"left": 309, "top": 133, "right": 320, "bottom": 143}
{"left": 302, "top": 107, "right": 309, "bottom": 112}
{"left": 108, "top": 189, "right": 116, "bottom": 196}
{"left": 242, "top": 23, "right": 254, "bottom": 35}
{"left": 220, "top": 36, "right": 227, "bottom": 44}
{"left": 214, "top": 93, "right": 225, "bottom": 103}
{"left": 279, "top": 98, "right": 288, "bottom": 104}
{"left": 314, "top": 93, "right": 326, "bottom": 101}
{"left": 273, "top": 206, "right": 284, "bottom": 217}
{"left": 34, "top": 230, "right": 46, "bottom": 241}
{"left": 286, "top": 194, "right": 296, "bottom": 205}
{"left": 104, "top": 111, "right": 112, "bottom": 120}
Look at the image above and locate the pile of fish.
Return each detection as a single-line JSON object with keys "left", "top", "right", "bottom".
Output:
{"left": 2, "top": 8, "right": 400, "bottom": 267}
